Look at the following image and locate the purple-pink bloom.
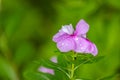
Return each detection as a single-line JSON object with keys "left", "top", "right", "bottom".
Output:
{"left": 38, "top": 66, "right": 54, "bottom": 75}
{"left": 50, "top": 56, "right": 57, "bottom": 63}
{"left": 53, "top": 19, "right": 98, "bottom": 56}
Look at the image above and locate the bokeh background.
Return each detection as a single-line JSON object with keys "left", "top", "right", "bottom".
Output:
{"left": 1, "top": 0, "right": 120, "bottom": 80}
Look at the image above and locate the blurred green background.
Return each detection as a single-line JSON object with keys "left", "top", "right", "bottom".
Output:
{"left": 1, "top": 0, "right": 120, "bottom": 80}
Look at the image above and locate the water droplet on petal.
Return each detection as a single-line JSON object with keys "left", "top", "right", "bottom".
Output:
{"left": 75, "top": 37, "right": 79, "bottom": 41}
{"left": 62, "top": 43, "right": 64, "bottom": 46}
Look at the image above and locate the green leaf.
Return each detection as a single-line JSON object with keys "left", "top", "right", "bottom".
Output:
{"left": 24, "top": 59, "right": 69, "bottom": 80}
{"left": 39, "top": 58, "right": 71, "bottom": 79}
{"left": 58, "top": 54, "right": 71, "bottom": 67}
{"left": 73, "top": 54, "right": 104, "bottom": 71}
{"left": 74, "top": 54, "right": 104, "bottom": 65}
{"left": 24, "top": 71, "right": 52, "bottom": 80}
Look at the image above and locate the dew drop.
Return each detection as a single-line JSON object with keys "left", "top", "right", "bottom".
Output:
{"left": 62, "top": 43, "right": 64, "bottom": 46}
{"left": 75, "top": 37, "right": 78, "bottom": 41}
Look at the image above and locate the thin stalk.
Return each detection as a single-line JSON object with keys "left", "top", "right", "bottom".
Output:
{"left": 70, "top": 52, "right": 77, "bottom": 80}
{"left": 70, "top": 63, "right": 75, "bottom": 80}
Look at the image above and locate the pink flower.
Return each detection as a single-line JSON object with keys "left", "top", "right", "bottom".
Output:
{"left": 38, "top": 66, "right": 54, "bottom": 75}
{"left": 53, "top": 19, "right": 98, "bottom": 56}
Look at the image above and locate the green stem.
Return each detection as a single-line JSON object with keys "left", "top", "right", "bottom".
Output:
{"left": 70, "top": 63, "right": 75, "bottom": 80}
{"left": 70, "top": 52, "right": 77, "bottom": 80}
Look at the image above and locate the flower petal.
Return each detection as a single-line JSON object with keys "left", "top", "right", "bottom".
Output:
{"left": 50, "top": 56, "right": 57, "bottom": 63}
{"left": 62, "top": 24, "right": 74, "bottom": 35}
{"left": 57, "top": 37, "right": 75, "bottom": 52}
{"left": 77, "top": 38, "right": 98, "bottom": 56}
{"left": 91, "top": 43, "right": 98, "bottom": 56}
{"left": 38, "top": 66, "right": 54, "bottom": 75}
{"left": 75, "top": 19, "right": 89, "bottom": 36}
{"left": 74, "top": 37, "right": 89, "bottom": 53}
{"left": 53, "top": 30, "right": 69, "bottom": 42}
